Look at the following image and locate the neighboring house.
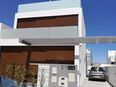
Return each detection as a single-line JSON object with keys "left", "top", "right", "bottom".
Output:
{"left": 107, "top": 50, "right": 116, "bottom": 64}
{"left": 0, "top": 0, "right": 86, "bottom": 87}
{"left": 107, "top": 50, "right": 116, "bottom": 87}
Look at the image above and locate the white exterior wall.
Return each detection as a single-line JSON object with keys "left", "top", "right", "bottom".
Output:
{"left": 0, "top": 39, "right": 25, "bottom": 46}
{"left": 14, "top": 8, "right": 81, "bottom": 29}
{"left": 74, "top": 44, "right": 86, "bottom": 87}
{"left": 74, "top": 9, "right": 86, "bottom": 86}
{"left": 0, "top": 23, "right": 11, "bottom": 39}
{"left": 0, "top": 23, "right": 11, "bottom": 29}
{"left": 79, "top": 13, "right": 86, "bottom": 84}
{"left": 79, "top": 44, "right": 86, "bottom": 86}
{"left": 74, "top": 45, "right": 80, "bottom": 86}
{"left": 78, "top": 10, "right": 86, "bottom": 86}
{"left": 0, "top": 23, "right": 24, "bottom": 46}
{"left": 108, "top": 50, "right": 116, "bottom": 63}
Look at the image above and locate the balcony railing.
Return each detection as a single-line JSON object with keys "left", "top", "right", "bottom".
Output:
{"left": 18, "top": 0, "right": 81, "bottom": 13}
{"left": 1, "top": 26, "right": 78, "bottom": 39}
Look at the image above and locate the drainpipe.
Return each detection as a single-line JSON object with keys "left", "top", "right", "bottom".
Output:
{"left": 20, "top": 40, "right": 31, "bottom": 86}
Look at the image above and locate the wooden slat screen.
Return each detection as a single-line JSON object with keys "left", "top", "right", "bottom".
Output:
{"left": 1, "top": 46, "right": 74, "bottom": 64}
{"left": 17, "top": 15, "right": 78, "bottom": 28}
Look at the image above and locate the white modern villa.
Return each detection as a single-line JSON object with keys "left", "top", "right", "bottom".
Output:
{"left": 0, "top": 0, "right": 87, "bottom": 87}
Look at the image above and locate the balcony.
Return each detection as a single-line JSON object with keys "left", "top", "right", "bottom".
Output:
{"left": 1, "top": 26, "right": 78, "bottom": 39}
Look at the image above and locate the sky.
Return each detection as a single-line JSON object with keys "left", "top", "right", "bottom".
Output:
{"left": 0, "top": 0, "right": 116, "bottom": 63}
{"left": 82, "top": 0, "right": 116, "bottom": 63}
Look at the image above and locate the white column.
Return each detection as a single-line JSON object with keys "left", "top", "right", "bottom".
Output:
{"left": 14, "top": 15, "right": 18, "bottom": 29}
{"left": 78, "top": 8, "right": 82, "bottom": 37}
{"left": 74, "top": 45, "right": 80, "bottom": 87}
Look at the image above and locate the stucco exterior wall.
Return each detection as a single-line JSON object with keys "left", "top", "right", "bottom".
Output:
{"left": 107, "top": 66, "right": 116, "bottom": 87}
{"left": 79, "top": 44, "right": 86, "bottom": 86}
{"left": 18, "top": 0, "right": 81, "bottom": 13}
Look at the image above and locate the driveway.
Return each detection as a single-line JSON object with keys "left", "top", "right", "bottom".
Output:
{"left": 81, "top": 78, "right": 112, "bottom": 87}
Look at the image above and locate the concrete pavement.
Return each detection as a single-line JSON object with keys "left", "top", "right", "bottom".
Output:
{"left": 81, "top": 78, "right": 112, "bottom": 87}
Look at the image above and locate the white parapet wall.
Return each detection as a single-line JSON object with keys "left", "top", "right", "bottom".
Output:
{"left": 0, "top": 23, "right": 12, "bottom": 39}
{"left": 0, "top": 23, "right": 11, "bottom": 29}
{"left": 0, "top": 23, "right": 25, "bottom": 46}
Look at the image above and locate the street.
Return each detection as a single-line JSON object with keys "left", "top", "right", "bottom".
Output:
{"left": 81, "top": 78, "right": 112, "bottom": 87}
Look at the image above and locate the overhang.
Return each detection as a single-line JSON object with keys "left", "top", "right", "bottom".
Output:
{"left": 19, "top": 36, "right": 116, "bottom": 46}
{"left": 0, "top": 39, "right": 25, "bottom": 46}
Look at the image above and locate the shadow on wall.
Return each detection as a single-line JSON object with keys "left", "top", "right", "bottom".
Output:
{"left": 106, "top": 66, "right": 116, "bottom": 87}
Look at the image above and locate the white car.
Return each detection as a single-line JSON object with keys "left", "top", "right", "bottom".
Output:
{"left": 89, "top": 67, "right": 106, "bottom": 81}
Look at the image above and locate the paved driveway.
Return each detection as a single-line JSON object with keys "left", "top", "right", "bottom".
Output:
{"left": 81, "top": 78, "right": 112, "bottom": 87}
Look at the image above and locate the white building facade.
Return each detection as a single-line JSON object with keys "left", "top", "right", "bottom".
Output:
{"left": 0, "top": 0, "right": 86, "bottom": 87}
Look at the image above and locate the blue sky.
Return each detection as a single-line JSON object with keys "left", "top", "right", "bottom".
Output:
{"left": 82, "top": 0, "right": 116, "bottom": 63}
{"left": 0, "top": 0, "right": 116, "bottom": 63}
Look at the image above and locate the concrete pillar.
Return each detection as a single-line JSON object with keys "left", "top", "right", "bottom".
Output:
{"left": 74, "top": 45, "right": 80, "bottom": 86}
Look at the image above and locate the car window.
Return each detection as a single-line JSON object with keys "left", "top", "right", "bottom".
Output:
{"left": 98, "top": 67, "right": 104, "bottom": 71}
{"left": 91, "top": 67, "right": 104, "bottom": 71}
{"left": 91, "top": 67, "right": 97, "bottom": 71}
